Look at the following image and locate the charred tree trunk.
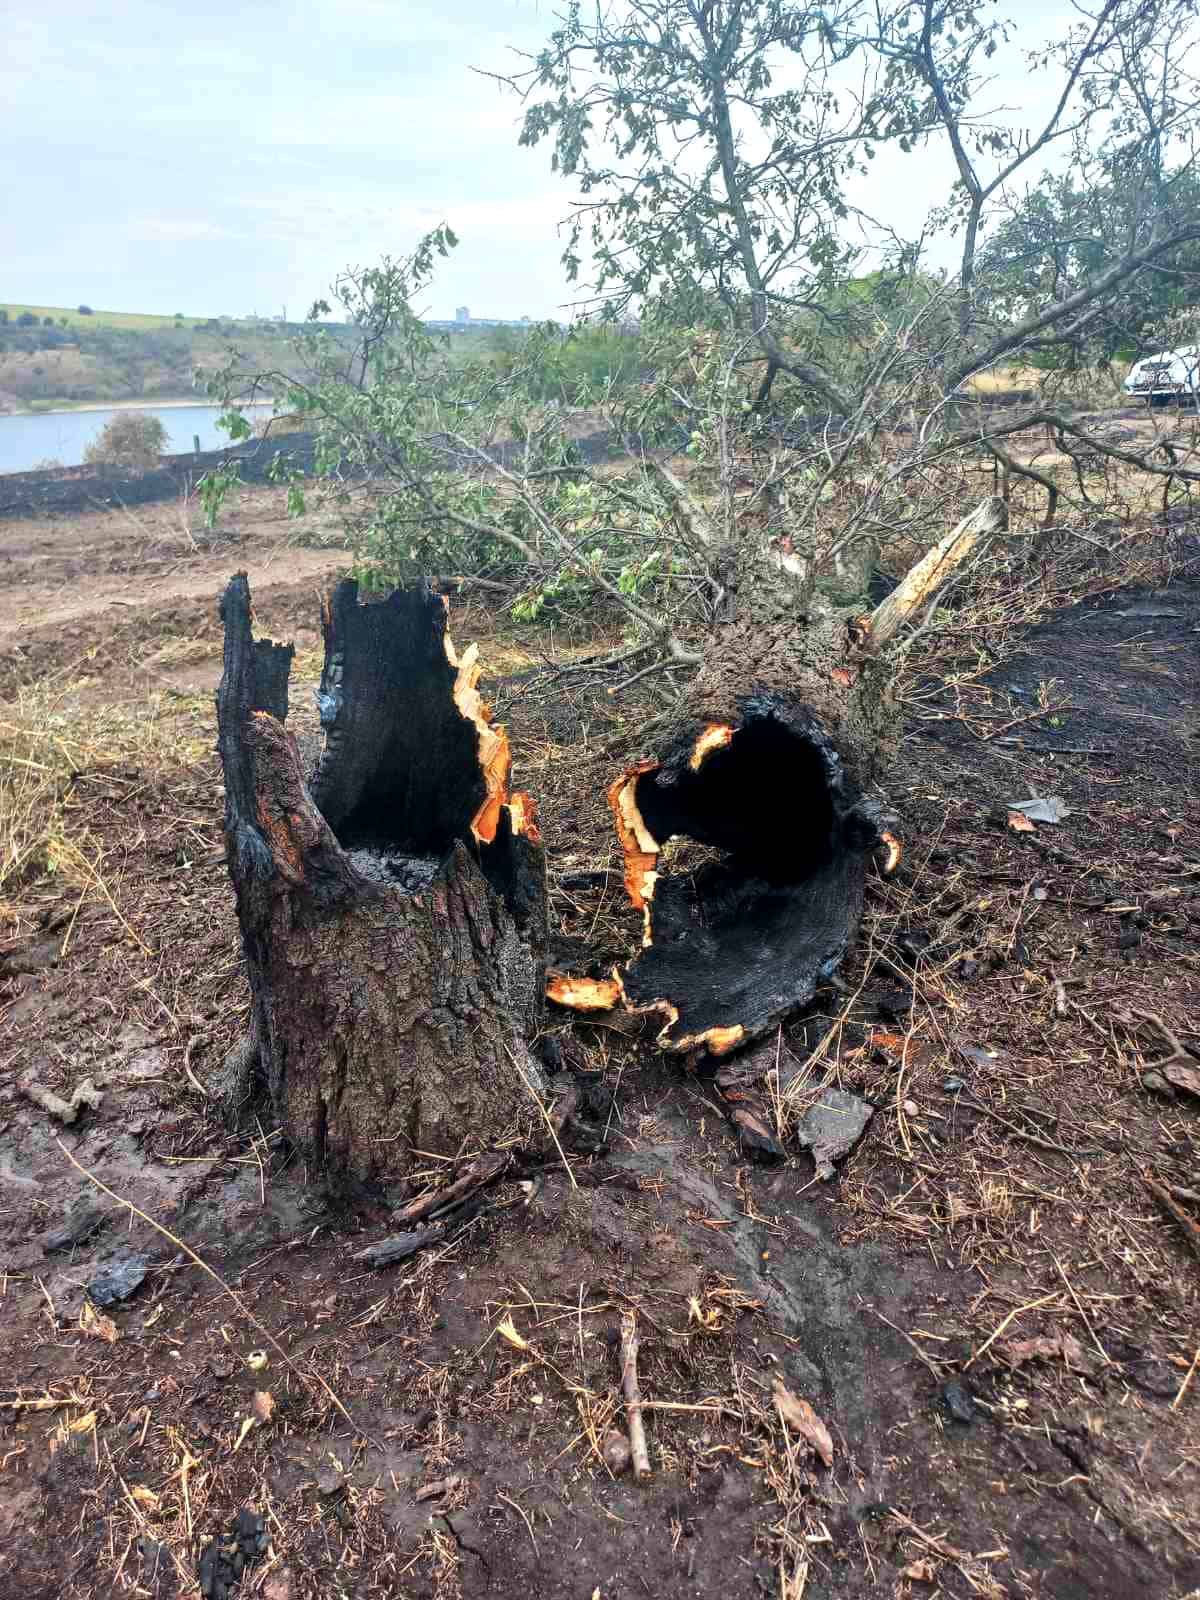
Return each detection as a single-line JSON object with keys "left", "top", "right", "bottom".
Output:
{"left": 550, "top": 498, "right": 1006, "bottom": 1066}
{"left": 216, "top": 574, "right": 548, "bottom": 1187}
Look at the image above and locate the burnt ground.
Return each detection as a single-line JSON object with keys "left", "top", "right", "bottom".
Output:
{"left": 0, "top": 490, "right": 1198, "bottom": 1600}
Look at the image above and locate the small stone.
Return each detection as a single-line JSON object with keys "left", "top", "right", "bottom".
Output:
{"left": 1141, "top": 1070, "right": 1171, "bottom": 1095}
{"left": 942, "top": 1076, "right": 965, "bottom": 1093}
{"left": 233, "top": 1508, "right": 268, "bottom": 1559}
{"left": 198, "top": 1508, "right": 268, "bottom": 1600}
{"left": 795, "top": 1087, "right": 875, "bottom": 1181}
{"left": 43, "top": 1203, "right": 107, "bottom": 1254}
{"left": 902, "top": 1099, "right": 919, "bottom": 1117}
{"left": 602, "top": 1430, "right": 632, "bottom": 1474}
{"left": 88, "top": 1255, "right": 148, "bottom": 1307}
{"left": 897, "top": 928, "right": 931, "bottom": 964}
{"left": 940, "top": 1381, "right": 976, "bottom": 1425}
{"left": 872, "top": 985, "right": 913, "bottom": 1022}
{"left": 956, "top": 960, "right": 979, "bottom": 981}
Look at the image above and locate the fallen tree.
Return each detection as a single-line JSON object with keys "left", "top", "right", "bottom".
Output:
{"left": 215, "top": 574, "right": 549, "bottom": 1186}
{"left": 548, "top": 501, "right": 1005, "bottom": 1053}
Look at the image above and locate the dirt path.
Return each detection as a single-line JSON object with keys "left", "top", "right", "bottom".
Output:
{"left": 0, "top": 486, "right": 347, "bottom": 701}
{"left": 1, "top": 495, "right": 1198, "bottom": 1599}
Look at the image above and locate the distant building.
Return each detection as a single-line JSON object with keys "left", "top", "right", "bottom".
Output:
{"left": 425, "top": 311, "right": 554, "bottom": 333}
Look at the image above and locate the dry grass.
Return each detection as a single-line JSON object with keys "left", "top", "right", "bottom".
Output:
{"left": 0, "top": 683, "right": 211, "bottom": 942}
{"left": 963, "top": 365, "right": 1045, "bottom": 395}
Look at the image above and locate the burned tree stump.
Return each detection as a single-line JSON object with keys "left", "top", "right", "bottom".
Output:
{"left": 216, "top": 574, "right": 548, "bottom": 1186}
{"left": 550, "top": 497, "right": 1007, "bottom": 1064}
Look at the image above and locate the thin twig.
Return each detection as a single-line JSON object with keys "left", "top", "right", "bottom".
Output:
{"left": 497, "top": 1490, "right": 540, "bottom": 1556}
{"left": 619, "top": 1310, "right": 651, "bottom": 1481}
{"left": 182, "top": 1035, "right": 210, "bottom": 1099}
{"left": 964, "top": 1294, "right": 1060, "bottom": 1370}
{"left": 868, "top": 1306, "right": 948, "bottom": 1378}
{"left": 1145, "top": 1174, "right": 1200, "bottom": 1263}
{"left": 1051, "top": 1253, "right": 1111, "bottom": 1366}
{"left": 504, "top": 1044, "right": 577, "bottom": 1189}
{"left": 1172, "top": 1345, "right": 1200, "bottom": 1412}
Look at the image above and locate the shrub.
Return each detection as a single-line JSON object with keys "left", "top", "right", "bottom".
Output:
{"left": 42, "top": 316, "right": 54, "bottom": 327}
{"left": 77, "top": 304, "right": 94, "bottom": 316}
{"left": 83, "top": 412, "right": 169, "bottom": 473}
{"left": 0, "top": 310, "right": 7, "bottom": 323}
{"left": 16, "top": 312, "right": 37, "bottom": 327}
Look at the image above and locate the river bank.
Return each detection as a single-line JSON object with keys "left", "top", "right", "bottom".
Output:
{"left": 0, "top": 395, "right": 249, "bottom": 416}
{"left": 0, "top": 401, "right": 276, "bottom": 474}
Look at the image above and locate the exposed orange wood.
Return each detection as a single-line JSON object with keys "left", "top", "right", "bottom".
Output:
{"left": 445, "top": 633, "right": 514, "bottom": 846}
{"left": 546, "top": 973, "right": 625, "bottom": 1011}
{"left": 507, "top": 791, "right": 541, "bottom": 843}
{"left": 688, "top": 723, "right": 735, "bottom": 771}
{"left": 671, "top": 1023, "right": 745, "bottom": 1056}
{"left": 877, "top": 829, "right": 902, "bottom": 875}
{"left": 607, "top": 763, "right": 661, "bottom": 912}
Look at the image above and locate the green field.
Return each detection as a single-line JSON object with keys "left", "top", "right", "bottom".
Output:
{"left": 0, "top": 302, "right": 210, "bottom": 331}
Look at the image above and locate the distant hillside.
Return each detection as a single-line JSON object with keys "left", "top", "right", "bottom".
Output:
{"left": 0, "top": 302, "right": 214, "bottom": 332}
{"left": 0, "top": 306, "right": 653, "bottom": 413}
{"left": 0, "top": 305, "right": 316, "bottom": 412}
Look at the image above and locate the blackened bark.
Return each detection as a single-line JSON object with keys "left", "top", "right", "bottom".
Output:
{"left": 604, "top": 607, "right": 898, "bottom": 1056}
{"left": 548, "top": 500, "right": 1004, "bottom": 1155}
{"left": 216, "top": 574, "right": 548, "bottom": 1187}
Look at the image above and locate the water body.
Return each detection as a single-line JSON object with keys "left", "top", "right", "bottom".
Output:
{"left": 0, "top": 402, "right": 275, "bottom": 475}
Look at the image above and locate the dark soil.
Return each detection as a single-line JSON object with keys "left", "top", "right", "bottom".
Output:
{"left": 1, "top": 503, "right": 1198, "bottom": 1600}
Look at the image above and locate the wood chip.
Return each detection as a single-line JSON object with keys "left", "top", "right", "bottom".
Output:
{"left": 353, "top": 1223, "right": 446, "bottom": 1268}
{"left": 20, "top": 1076, "right": 103, "bottom": 1125}
{"left": 416, "top": 1475, "right": 463, "bottom": 1503}
{"left": 901, "top": 1559, "right": 936, "bottom": 1582}
{"left": 771, "top": 1378, "right": 834, "bottom": 1466}
{"left": 1001, "top": 1332, "right": 1089, "bottom": 1369}
{"left": 80, "top": 1301, "right": 119, "bottom": 1343}
{"left": 1164, "top": 1061, "right": 1200, "bottom": 1099}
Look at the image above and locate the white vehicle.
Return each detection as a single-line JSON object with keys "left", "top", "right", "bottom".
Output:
{"left": 1122, "top": 345, "right": 1200, "bottom": 406}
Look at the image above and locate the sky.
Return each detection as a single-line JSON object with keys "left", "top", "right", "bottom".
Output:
{"left": 2, "top": 0, "right": 1092, "bottom": 322}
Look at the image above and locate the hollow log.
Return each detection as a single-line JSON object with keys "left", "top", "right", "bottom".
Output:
{"left": 550, "top": 497, "right": 1007, "bottom": 1063}
{"left": 216, "top": 574, "right": 549, "bottom": 1187}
